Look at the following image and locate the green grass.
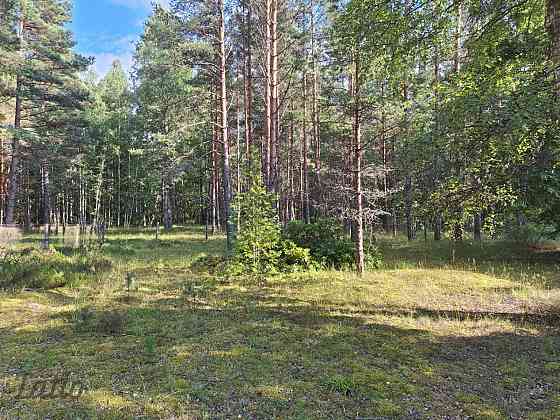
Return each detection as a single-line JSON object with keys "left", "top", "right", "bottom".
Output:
{"left": 1, "top": 226, "right": 559, "bottom": 419}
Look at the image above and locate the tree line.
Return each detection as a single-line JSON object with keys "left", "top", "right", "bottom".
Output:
{"left": 0, "top": 0, "right": 559, "bottom": 272}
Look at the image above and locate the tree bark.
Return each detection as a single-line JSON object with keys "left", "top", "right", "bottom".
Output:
{"left": 434, "top": 214, "right": 443, "bottom": 241}
{"left": 218, "top": 0, "right": 234, "bottom": 253}
{"left": 41, "top": 160, "right": 50, "bottom": 249}
{"left": 301, "top": 74, "right": 310, "bottom": 223}
{"left": 92, "top": 156, "right": 106, "bottom": 230}
{"left": 270, "top": 0, "right": 279, "bottom": 194}
{"left": 162, "top": 180, "right": 173, "bottom": 230}
{"left": 352, "top": 55, "right": 365, "bottom": 275}
{"left": 311, "top": 0, "right": 321, "bottom": 179}
{"left": 243, "top": 0, "right": 253, "bottom": 161}
{"left": 264, "top": 0, "right": 272, "bottom": 189}
{"left": 547, "top": 0, "right": 560, "bottom": 94}
{"left": 5, "top": 76, "right": 22, "bottom": 225}
{"left": 473, "top": 213, "right": 482, "bottom": 241}
{"left": 405, "top": 175, "right": 414, "bottom": 241}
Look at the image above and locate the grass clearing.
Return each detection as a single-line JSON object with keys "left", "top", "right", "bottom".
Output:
{"left": 1, "top": 227, "right": 559, "bottom": 419}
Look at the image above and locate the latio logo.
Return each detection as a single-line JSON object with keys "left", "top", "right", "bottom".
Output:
{"left": 1, "top": 374, "right": 87, "bottom": 399}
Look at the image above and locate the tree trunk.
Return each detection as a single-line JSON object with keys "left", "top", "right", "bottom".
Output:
{"left": 162, "top": 180, "right": 173, "bottom": 230}
{"left": 243, "top": 0, "right": 253, "bottom": 161}
{"left": 236, "top": 86, "right": 242, "bottom": 231}
{"left": 5, "top": 76, "right": 22, "bottom": 225}
{"left": 5, "top": 14, "right": 25, "bottom": 225}
{"left": 405, "top": 175, "right": 414, "bottom": 241}
{"left": 474, "top": 213, "right": 482, "bottom": 241}
{"left": 434, "top": 214, "right": 443, "bottom": 241}
{"left": 301, "top": 75, "right": 310, "bottom": 223}
{"left": 311, "top": 0, "right": 321, "bottom": 179}
{"left": 219, "top": 0, "right": 234, "bottom": 253}
{"left": 92, "top": 156, "right": 106, "bottom": 230}
{"left": 41, "top": 160, "right": 50, "bottom": 249}
{"left": 547, "top": 0, "right": 560, "bottom": 95}
{"left": 264, "top": 0, "right": 272, "bottom": 189}
{"left": 270, "top": 0, "right": 279, "bottom": 194}
{"left": 352, "top": 55, "right": 365, "bottom": 275}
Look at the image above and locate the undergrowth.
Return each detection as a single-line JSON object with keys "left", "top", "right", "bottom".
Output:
{"left": 0, "top": 247, "right": 112, "bottom": 290}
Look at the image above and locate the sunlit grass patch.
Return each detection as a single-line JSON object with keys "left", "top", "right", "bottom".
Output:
{"left": 0, "top": 227, "right": 559, "bottom": 418}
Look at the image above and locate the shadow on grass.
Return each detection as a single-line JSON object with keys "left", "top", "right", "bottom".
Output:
{"left": 3, "top": 281, "right": 560, "bottom": 419}
{"left": 379, "top": 237, "right": 560, "bottom": 287}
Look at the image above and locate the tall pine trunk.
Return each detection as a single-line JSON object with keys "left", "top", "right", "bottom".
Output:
{"left": 547, "top": 0, "right": 560, "bottom": 95}
{"left": 5, "top": 76, "right": 22, "bottom": 225}
{"left": 41, "top": 160, "right": 50, "bottom": 249}
{"left": 301, "top": 74, "right": 310, "bottom": 223}
{"left": 352, "top": 55, "right": 365, "bottom": 275}
{"left": 264, "top": 0, "right": 272, "bottom": 189}
{"left": 219, "top": 0, "right": 234, "bottom": 253}
{"left": 270, "top": 0, "right": 279, "bottom": 194}
{"left": 243, "top": 0, "right": 253, "bottom": 161}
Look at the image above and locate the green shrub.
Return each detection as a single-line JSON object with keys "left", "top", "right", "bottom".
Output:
{"left": 365, "top": 244, "right": 383, "bottom": 269}
{"left": 506, "top": 223, "right": 546, "bottom": 246}
{"left": 284, "top": 219, "right": 383, "bottom": 269}
{"left": 323, "top": 374, "right": 357, "bottom": 396}
{"left": 0, "top": 248, "right": 112, "bottom": 290}
{"left": 95, "top": 310, "right": 127, "bottom": 335}
{"left": 191, "top": 255, "right": 228, "bottom": 275}
{"left": 229, "top": 169, "right": 314, "bottom": 275}
{"left": 277, "top": 240, "right": 319, "bottom": 273}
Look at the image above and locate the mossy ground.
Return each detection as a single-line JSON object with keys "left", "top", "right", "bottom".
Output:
{"left": 1, "top": 227, "right": 559, "bottom": 419}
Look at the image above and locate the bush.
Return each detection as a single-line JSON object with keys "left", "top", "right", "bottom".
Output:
{"left": 191, "top": 255, "right": 228, "bottom": 275}
{"left": 0, "top": 248, "right": 112, "bottom": 290}
{"left": 284, "top": 219, "right": 353, "bottom": 268}
{"left": 506, "top": 223, "right": 546, "bottom": 246}
{"left": 95, "top": 310, "right": 127, "bottom": 335}
{"left": 365, "top": 244, "right": 383, "bottom": 269}
{"left": 277, "top": 240, "right": 319, "bottom": 273}
{"left": 228, "top": 169, "right": 314, "bottom": 275}
{"left": 284, "top": 219, "right": 383, "bottom": 269}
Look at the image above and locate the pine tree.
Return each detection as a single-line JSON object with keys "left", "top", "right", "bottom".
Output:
{"left": 3, "top": 0, "right": 90, "bottom": 224}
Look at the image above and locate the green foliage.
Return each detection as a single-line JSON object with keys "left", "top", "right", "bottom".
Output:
{"left": 95, "top": 311, "right": 127, "bottom": 335}
{"left": 229, "top": 170, "right": 315, "bottom": 275}
{"left": 284, "top": 219, "right": 383, "bottom": 269}
{"left": 0, "top": 248, "right": 112, "bottom": 290}
{"left": 191, "top": 255, "right": 228, "bottom": 275}
{"left": 365, "top": 244, "right": 383, "bottom": 269}
{"left": 144, "top": 336, "right": 157, "bottom": 356}
{"left": 506, "top": 223, "right": 547, "bottom": 247}
{"left": 323, "top": 374, "right": 357, "bottom": 396}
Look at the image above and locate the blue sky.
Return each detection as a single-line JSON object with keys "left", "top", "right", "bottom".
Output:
{"left": 69, "top": 0, "right": 169, "bottom": 78}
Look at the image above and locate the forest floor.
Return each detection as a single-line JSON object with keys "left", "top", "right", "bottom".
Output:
{"left": 1, "top": 227, "right": 560, "bottom": 419}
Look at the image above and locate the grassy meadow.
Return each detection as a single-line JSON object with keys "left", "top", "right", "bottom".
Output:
{"left": 0, "top": 227, "right": 559, "bottom": 419}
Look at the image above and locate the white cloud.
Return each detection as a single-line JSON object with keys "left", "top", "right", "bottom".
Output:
{"left": 83, "top": 34, "right": 137, "bottom": 78}
{"left": 89, "top": 51, "right": 134, "bottom": 79}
